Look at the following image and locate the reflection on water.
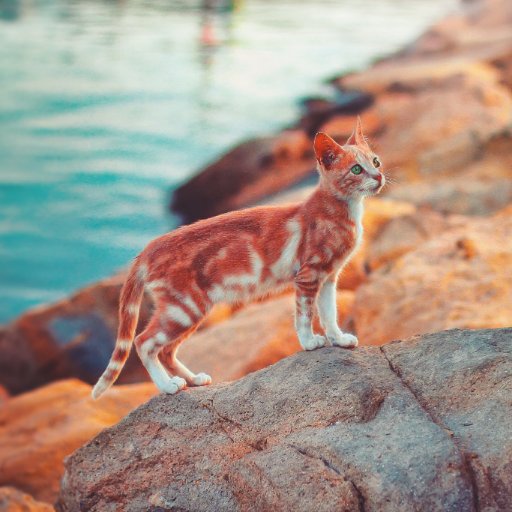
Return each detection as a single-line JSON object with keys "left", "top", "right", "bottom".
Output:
{"left": 0, "top": 0, "right": 453, "bottom": 321}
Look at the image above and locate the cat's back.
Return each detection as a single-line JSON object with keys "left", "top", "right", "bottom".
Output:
{"left": 143, "top": 202, "right": 301, "bottom": 258}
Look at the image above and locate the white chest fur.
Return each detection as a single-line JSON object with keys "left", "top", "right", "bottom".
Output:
{"left": 347, "top": 198, "right": 364, "bottom": 249}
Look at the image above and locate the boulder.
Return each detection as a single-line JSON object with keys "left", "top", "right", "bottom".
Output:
{"left": 0, "top": 487, "right": 54, "bottom": 512}
{"left": 297, "top": 91, "right": 374, "bottom": 137}
{"left": 0, "top": 275, "right": 152, "bottom": 395}
{"left": 56, "top": 328, "right": 512, "bottom": 512}
{"left": 333, "top": 73, "right": 512, "bottom": 182}
{"left": 404, "top": 0, "right": 512, "bottom": 61}
{"left": 171, "top": 130, "right": 315, "bottom": 223}
{"left": 172, "top": 291, "right": 355, "bottom": 384}
{"left": 386, "top": 131, "right": 512, "bottom": 216}
{"left": 365, "top": 209, "right": 465, "bottom": 271}
{"left": 0, "top": 385, "right": 9, "bottom": 404}
{"left": 387, "top": 176, "right": 512, "bottom": 216}
{"left": 353, "top": 207, "right": 512, "bottom": 345}
{"left": 0, "top": 379, "right": 155, "bottom": 504}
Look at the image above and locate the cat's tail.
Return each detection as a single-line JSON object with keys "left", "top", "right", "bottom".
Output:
{"left": 92, "top": 258, "right": 145, "bottom": 400}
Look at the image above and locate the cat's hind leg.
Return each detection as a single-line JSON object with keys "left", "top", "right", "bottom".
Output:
{"left": 134, "top": 317, "right": 187, "bottom": 394}
{"left": 157, "top": 296, "right": 213, "bottom": 388}
{"left": 162, "top": 339, "right": 212, "bottom": 387}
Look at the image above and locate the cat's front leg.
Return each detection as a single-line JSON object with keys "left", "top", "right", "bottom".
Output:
{"left": 294, "top": 266, "right": 326, "bottom": 351}
{"left": 317, "top": 276, "right": 358, "bottom": 348}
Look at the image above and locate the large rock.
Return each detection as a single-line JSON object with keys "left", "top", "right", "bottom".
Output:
{"left": 56, "top": 328, "right": 512, "bottom": 511}
{"left": 171, "top": 130, "right": 315, "bottom": 223}
{"left": 386, "top": 131, "right": 512, "bottom": 216}
{"left": 0, "top": 380, "right": 155, "bottom": 504}
{"left": 333, "top": 73, "right": 512, "bottom": 182}
{"left": 0, "top": 385, "right": 9, "bottom": 404}
{"left": 365, "top": 208, "right": 465, "bottom": 272}
{"left": 353, "top": 207, "right": 512, "bottom": 345}
{"left": 0, "top": 275, "right": 152, "bottom": 395}
{"left": 0, "top": 487, "right": 54, "bottom": 512}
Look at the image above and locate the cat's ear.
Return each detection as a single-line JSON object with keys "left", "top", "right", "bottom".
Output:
{"left": 346, "top": 117, "right": 367, "bottom": 147}
{"left": 314, "top": 132, "right": 345, "bottom": 170}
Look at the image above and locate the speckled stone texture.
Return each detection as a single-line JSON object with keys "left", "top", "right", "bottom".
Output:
{"left": 57, "top": 328, "right": 511, "bottom": 512}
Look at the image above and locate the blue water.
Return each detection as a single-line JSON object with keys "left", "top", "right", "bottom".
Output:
{"left": 0, "top": 0, "right": 453, "bottom": 322}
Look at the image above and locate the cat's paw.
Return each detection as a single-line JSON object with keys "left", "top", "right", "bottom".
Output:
{"left": 329, "top": 332, "right": 358, "bottom": 348}
{"left": 191, "top": 372, "right": 212, "bottom": 387}
{"left": 301, "top": 334, "right": 327, "bottom": 351}
{"left": 161, "top": 376, "right": 187, "bottom": 394}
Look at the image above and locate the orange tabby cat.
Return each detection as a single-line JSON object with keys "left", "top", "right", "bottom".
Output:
{"left": 92, "top": 120, "right": 385, "bottom": 398}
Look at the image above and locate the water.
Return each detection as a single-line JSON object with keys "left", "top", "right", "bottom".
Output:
{"left": 0, "top": 0, "right": 453, "bottom": 322}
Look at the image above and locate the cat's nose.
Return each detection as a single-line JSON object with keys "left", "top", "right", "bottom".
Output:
{"left": 374, "top": 173, "right": 383, "bottom": 184}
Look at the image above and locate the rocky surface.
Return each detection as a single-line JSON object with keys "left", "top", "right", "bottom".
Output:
{"left": 0, "top": 385, "right": 9, "bottom": 404}
{"left": 56, "top": 328, "right": 512, "bottom": 512}
{"left": 0, "top": 275, "right": 154, "bottom": 395}
{"left": 353, "top": 206, "right": 512, "bottom": 345}
{"left": 0, "top": 380, "right": 155, "bottom": 504}
{"left": 171, "top": 130, "right": 314, "bottom": 223}
{"left": 0, "top": 487, "right": 54, "bottom": 512}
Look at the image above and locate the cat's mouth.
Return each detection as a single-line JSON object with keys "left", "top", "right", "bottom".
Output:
{"left": 371, "top": 175, "right": 385, "bottom": 194}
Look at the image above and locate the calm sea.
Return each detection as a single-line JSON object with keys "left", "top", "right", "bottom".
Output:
{"left": 0, "top": 0, "right": 453, "bottom": 322}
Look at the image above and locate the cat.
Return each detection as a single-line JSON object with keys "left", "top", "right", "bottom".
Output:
{"left": 92, "top": 119, "right": 385, "bottom": 399}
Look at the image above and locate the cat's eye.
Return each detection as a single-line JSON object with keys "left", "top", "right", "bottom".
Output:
{"left": 351, "top": 164, "right": 363, "bottom": 175}
{"left": 373, "top": 157, "right": 381, "bottom": 168}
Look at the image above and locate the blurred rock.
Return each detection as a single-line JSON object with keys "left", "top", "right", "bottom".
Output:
{"left": 0, "top": 275, "right": 152, "bottom": 395}
{"left": 365, "top": 209, "right": 463, "bottom": 271}
{"left": 334, "top": 73, "right": 512, "bottom": 182}
{"left": 297, "top": 91, "right": 374, "bottom": 137}
{"left": 386, "top": 131, "right": 512, "bottom": 215}
{"left": 0, "top": 487, "right": 54, "bottom": 512}
{"left": 387, "top": 176, "right": 512, "bottom": 216}
{"left": 171, "top": 130, "right": 314, "bottom": 223}
{"left": 56, "top": 328, "right": 512, "bottom": 512}
{"left": 405, "top": 0, "right": 512, "bottom": 60}
{"left": 0, "top": 385, "right": 9, "bottom": 404}
{"left": 353, "top": 207, "right": 512, "bottom": 345}
{"left": 0, "top": 379, "right": 155, "bottom": 504}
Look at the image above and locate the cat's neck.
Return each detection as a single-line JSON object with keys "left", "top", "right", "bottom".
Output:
{"left": 308, "top": 181, "right": 365, "bottom": 221}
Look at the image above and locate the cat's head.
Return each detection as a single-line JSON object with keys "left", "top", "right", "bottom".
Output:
{"left": 313, "top": 119, "right": 385, "bottom": 198}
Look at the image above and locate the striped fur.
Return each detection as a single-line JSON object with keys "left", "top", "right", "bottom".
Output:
{"left": 92, "top": 121, "right": 385, "bottom": 398}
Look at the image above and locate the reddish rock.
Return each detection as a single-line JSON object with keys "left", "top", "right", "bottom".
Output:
{"left": 0, "top": 487, "right": 54, "bottom": 512}
{"left": 353, "top": 207, "right": 512, "bottom": 345}
{"left": 0, "top": 385, "right": 9, "bottom": 404}
{"left": 333, "top": 73, "right": 512, "bottom": 182}
{"left": 366, "top": 209, "right": 465, "bottom": 271}
{"left": 297, "top": 92, "right": 374, "bottom": 136}
{"left": 0, "top": 275, "right": 152, "bottom": 395}
{"left": 56, "top": 328, "right": 512, "bottom": 512}
{"left": 387, "top": 131, "right": 512, "bottom": 215}
{"left": 171, "top": 130, "right": 314, "bottom": 223}
{"left": 0, "top": 379, "right": 155, "bottom": 504}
